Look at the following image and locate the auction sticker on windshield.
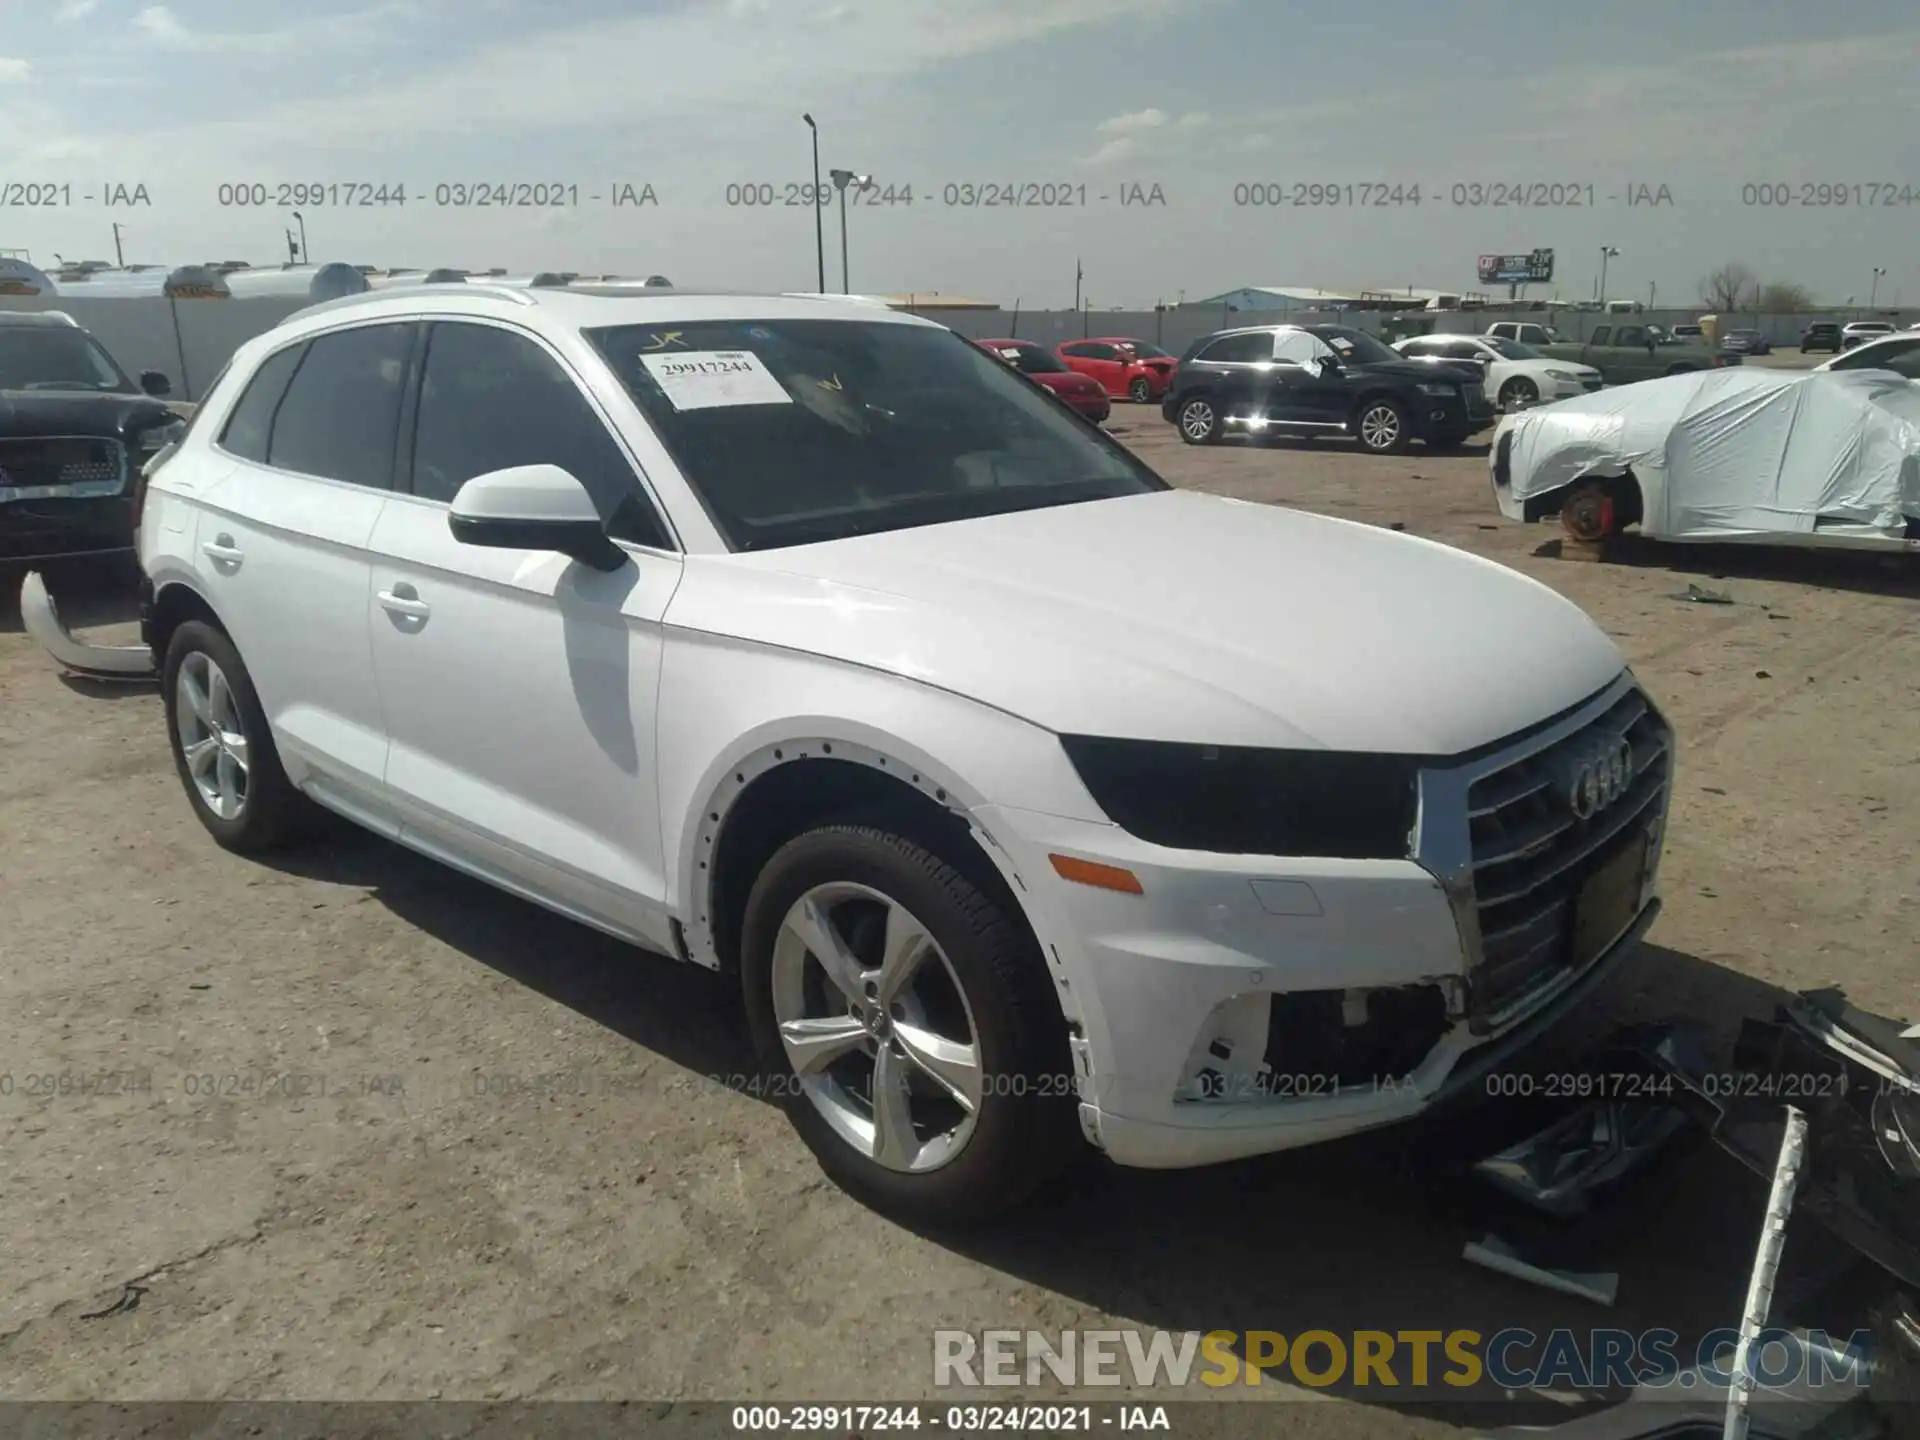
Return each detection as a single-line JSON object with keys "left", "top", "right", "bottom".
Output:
{"left": 640, "top": 350, "right": 792, "bottom": 411}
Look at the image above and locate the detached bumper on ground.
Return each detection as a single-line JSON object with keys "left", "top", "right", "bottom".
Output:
{"left": 17, "top": 569, "right": 155, "bottom": 680}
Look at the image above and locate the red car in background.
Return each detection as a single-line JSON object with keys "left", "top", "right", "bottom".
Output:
{"left": 1055, "top": 337, "right": 1176, "bottom": 402}
{"left": 974, "top": 339, "right": 1111, "bottom": 423}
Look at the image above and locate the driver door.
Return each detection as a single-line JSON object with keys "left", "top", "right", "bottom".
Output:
{"left": 364, "top": 318, "right": 685, "bottom": 952}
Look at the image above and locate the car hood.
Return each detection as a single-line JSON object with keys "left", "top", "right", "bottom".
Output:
{"left": 670, "top": 489, "right": 1624, "bottom": 754}
{"left": 0, "top": 390, "right": 175, "bottom": 440}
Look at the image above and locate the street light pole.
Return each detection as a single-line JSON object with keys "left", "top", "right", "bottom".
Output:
{"left": 1598, "top": 245, "right": 1619, "bottom": 307}
{"left": 802, "top": 115, "right": 825, "bottom": 292}
{"left": 829, "top": 169, "right": 869, "bottom": 293}
{"left": 111, "top": 223, "right": 126, "bottom": 268}
{"left": 1870, "top": 267, "right": 1887, "bottom": 309}
{"left": 292, "top": 211, "right": 307, "bottom": 263}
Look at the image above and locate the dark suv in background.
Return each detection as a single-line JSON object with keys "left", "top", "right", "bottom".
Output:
{"left": 1162, "top": 323, "right": 1494, "bottom": 453}
{"left": 1800, "top": 321, "right": 1843, "bottom": 354}
{"left": 1, "top": 311, "right": 181, "bottom": 564}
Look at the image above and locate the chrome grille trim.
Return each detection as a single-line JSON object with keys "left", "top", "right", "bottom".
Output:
{"left": 1412, "top": 671, "right": 1672, "bottom": 1035}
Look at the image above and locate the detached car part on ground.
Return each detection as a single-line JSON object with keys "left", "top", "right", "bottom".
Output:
{"left": 1469, "top": 988, "right": 1920, "bottom": 1438}
{"left": 1491, "top": 366, "right": 1920, "bottom": 552}
{"left": 24, "top": 284, "right": 1673, "bottom": 1229}
{"left": 0, "top": 311, "right": 184, "bottom": 565}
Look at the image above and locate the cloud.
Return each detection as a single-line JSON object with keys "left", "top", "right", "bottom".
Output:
{"left": 130, "top": 5, "right": 191, "bottom": 43}
{"left": 1085, "top": 108, "right": 1209, "bottom": 163}
{"left": 127, "top": 1, "right": 424, "bottom": 55}
{"left": 65, "top": 0, "right": 1198, "bottom": 166}
{"left": 55, "top": 0, "right": 98, "bottom": 19}
{"left": 1097, "top": 107, "right": 1169, "bottom": 135}
{"left": 0, "top": 57, "right": 29, "bottom": 82}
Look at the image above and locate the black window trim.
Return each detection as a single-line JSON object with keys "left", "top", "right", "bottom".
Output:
{"left": 211, "top": 318, "right": 423, "bottom": 496}
{"left": 394, "top": 316, "right": 682, "bottom": 556}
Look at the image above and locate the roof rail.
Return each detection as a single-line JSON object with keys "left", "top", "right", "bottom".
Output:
{"left": 276, "top": 283, "right": 538, "bottom": 325}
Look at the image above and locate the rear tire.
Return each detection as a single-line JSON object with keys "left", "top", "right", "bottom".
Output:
{"left": 161, "top": 620, "right": 316, "bottom": 854}
{"left": 739, "top": 823, "right": 1077, "bottom": 1227}
{"left": 1176, "top": 394, "right": 1223, "bottom": 445}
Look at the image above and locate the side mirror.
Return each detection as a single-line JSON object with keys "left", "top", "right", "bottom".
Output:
{"left": 140, "top": 370, "right": 172, "bottom": 397}
{"left": 448, "top": 463, "right": 626, "bottom": 572}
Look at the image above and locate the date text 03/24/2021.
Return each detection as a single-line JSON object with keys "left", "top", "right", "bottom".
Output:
{"left": 213, "top": 182, "right": 658, "bottom": 208}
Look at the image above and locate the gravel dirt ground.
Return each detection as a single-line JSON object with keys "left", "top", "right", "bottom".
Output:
{"left": 2, "top": 395, "right": 1917, "bottom": 1438}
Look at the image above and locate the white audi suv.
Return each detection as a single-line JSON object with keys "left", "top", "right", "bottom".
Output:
{"left": 113, "top": 284, "right": 1672, "bottom": 1224}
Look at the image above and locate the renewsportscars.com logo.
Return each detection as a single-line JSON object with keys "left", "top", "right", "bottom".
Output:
{"left": 932, "top": 1327, "right": 1873, "bottom": 1392}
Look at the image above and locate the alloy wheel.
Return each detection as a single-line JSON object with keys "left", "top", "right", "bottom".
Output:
{"left": 770, "top": 882, "right": 984, "bottom": 1174}
{"left": 175, "top": 650, "right": 250, "bottom": 820}
{"left": 1180, "top": 399, "right": 1216, "bottom": 441}
{"left": 1358, "top": 404, "right": 1402, "bottom": 450}
{"left": 1129, "top": 377, "right": 1153, "bottom": 403}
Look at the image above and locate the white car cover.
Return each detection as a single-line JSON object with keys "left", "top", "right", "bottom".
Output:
{"left": 1498, "top": 367, "right": 1920, "bottom": 543}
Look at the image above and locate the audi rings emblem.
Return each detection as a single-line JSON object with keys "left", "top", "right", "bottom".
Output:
{"left": 1567, "top": 736, "right": 1635, "bottom": 819}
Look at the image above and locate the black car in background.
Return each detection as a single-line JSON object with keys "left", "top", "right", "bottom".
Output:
{"left": 1161, "top": 323, "right": 1494, "bottom": 453}
{"left": 1800, "top": 321, "right": 1843, "bottom": 354}
{"left": 1721, "top": 328, "right": 1772, "bottom": 356}
{"left": 0, "top": 312, "right": 182, "bottom": 564}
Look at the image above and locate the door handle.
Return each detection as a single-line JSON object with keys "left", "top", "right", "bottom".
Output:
{"left": 201, "top": 533, "right": 243, "bottom": 566}
{"left": 377, "top": 584, "right": 432, "bottom": 621}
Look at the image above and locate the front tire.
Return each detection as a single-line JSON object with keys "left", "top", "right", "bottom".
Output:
{"left": 1354, "top": 397, "right": 1411, "bottom": 453}
{"left": 161, "top": 620, "right": 314, "bottom": 853}
{"left": 1176, "top": 394, "right": 1223, "bottom": 445}
{"left": 1128, "top": 376, "right": 1153, "bottom": 404}
{"left": 1497, "top": 376, "right": 1539, "bottom": 410}
{"left": 740, "top": 824, "right": 1076, "bottom": 1227}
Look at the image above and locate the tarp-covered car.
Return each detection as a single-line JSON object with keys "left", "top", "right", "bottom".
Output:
{"left": 1490, "top": 366, "right": 1920, "bottom": 551}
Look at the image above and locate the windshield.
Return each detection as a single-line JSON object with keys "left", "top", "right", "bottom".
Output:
{"left": 1306, "top": 326, "right": 1401, "bottom": 365}
{"left": 0, "top": 327, "right": 136, "bottom": 392}
{"left": 981, "top": 341, "right": 1069, "bottom": 375}
{"left": 588, "top": 318, "right": 1166, "bottom": 551}
{"left": 1123, "top": 341, "right": 1173, "bottom": 359}
{"left": 1483, "top": 337, "right": 1543, "bottom": 361}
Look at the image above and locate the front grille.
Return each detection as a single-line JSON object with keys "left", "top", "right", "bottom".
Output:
{"left": 0, "top": 436, "right": 128, "bottom": 496}
{"left": 1582, "top": 377, "right": 1604, "bottom": 390}
{"left": 1463, "top": 687, "right": 1671, "bottom": 1025}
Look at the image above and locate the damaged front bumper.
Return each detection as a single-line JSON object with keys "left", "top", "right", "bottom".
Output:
{"left": 17, "top": 569, "right": 156, "bottom": 681}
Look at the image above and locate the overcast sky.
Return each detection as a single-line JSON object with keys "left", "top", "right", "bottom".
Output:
{"left": 5, "top": 0, "right": 1917, "bottom": 306}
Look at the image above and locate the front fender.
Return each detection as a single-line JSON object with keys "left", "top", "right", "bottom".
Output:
{"left": 657, "top": 630, "right": 1105, "bottom": 978}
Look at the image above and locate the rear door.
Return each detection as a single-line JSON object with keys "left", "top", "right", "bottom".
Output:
{"left": 193, "top": 322, "right": 415, "bottom": 813}
{"left": 1190, "top": 331, "right": 1279, "bottom": 423}
{"left": 363, "top": 317, "right": 685, "bottom": 949}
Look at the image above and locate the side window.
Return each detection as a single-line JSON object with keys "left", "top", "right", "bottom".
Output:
{"left": 218, "top": 342, "right": 306, "bottom": 463}
{"left": 1198, "top": 332, "right": 1274, "bottom": 364}
{"left": 267, "top": 323, "right": 416, "bottom": 488}
{"left": 411, "top": 322, "right": 672, "bottom": 549}
{"left": 1059, "top": 343, "right": 1092, "bottom": 358}
{"left": 1446, "top": 342, "right": 1484, "bottom": 361}
{"left": 1271, "top": 330, "right": 1321, "bottom": 364}
{"left": 1082, "top": 343, "right": 1120, "bottom": 361}
{"left": 1589, "top": 326, "right": 1612, "bottom": 345}
{"left": 1614, "top": 326, "right": 1647, "bottom": 346}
